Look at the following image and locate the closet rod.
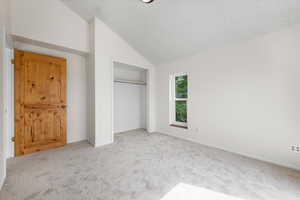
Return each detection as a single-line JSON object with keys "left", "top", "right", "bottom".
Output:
{"left": 114, "top": 79, "right": 147, "bottom": 86}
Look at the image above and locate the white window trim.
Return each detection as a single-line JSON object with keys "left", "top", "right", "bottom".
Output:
{"left": 169, "top": 73, "right": 188, "bottom": 128}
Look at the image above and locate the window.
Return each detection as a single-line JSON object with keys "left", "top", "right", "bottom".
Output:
{"left": 170, "top": 73, "right": 188, "bottom": 128}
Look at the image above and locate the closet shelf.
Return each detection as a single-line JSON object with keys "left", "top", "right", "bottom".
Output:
{"left": 114, "top": 79, "right": 147, "bottom": 85}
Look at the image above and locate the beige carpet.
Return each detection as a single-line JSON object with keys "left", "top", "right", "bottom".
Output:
{"left": 1, "top": 130, "right": 300, "bottom": 200}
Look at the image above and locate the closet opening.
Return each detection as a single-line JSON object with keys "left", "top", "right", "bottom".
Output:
{"left": 113, "top": 62, "right": 148, "bottom": 134}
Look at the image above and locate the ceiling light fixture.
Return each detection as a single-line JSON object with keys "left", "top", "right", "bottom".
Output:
{"left": 141, "top": 0, "right": 154, "bottom": 4}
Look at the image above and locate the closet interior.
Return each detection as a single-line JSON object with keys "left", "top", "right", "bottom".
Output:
{"left": 113, "top": 62, "right": 148, "bottom": 134}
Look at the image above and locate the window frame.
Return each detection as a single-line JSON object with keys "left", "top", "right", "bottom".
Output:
{"left": 169, "top": 72, "right": 188, "bottom": 128}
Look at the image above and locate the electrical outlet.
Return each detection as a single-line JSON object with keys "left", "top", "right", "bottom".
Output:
{"left": 291, "top": 145, "right": 300, "bottom": 152}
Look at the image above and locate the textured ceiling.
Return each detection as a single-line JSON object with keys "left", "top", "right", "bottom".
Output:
{"left": 61, "top": 0, "right": 300, "bottom": 64}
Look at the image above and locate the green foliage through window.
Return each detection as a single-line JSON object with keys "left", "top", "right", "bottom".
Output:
{"left": 176, "top": 75, "right": 188, "bottom": 98}
{"left": 176, "top": 101, "right": 187, "bottom": 122}
{"left": 175, "top": 75, "right": 188, "bottom": 123}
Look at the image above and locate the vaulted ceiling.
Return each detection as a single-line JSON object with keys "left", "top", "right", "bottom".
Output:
{"left": 61, "top": 0, "right": 300, "bottom": 64}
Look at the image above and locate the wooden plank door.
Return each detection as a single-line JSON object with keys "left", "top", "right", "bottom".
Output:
{"left": 15, "top": 50, "right": 67, "bottom": 156}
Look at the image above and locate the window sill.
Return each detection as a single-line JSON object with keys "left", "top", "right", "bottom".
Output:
{"left": 170, "top": 124, "right": 188, "bottom": 129}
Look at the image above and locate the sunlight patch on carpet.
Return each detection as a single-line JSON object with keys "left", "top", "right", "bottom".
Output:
{"left": 161, "top": 183, "right": 246, "bottom": 200}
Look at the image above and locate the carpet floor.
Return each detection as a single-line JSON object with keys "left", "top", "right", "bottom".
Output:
{"left": 1, "top": 130, "right": 300, "bottom": 200}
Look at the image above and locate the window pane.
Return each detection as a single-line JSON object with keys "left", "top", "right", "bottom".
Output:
{"left": 176, "top": 101, "right": 187, "bottom": 123}
{"left": 176, "top": 75, "right": 188, "bottom": 98}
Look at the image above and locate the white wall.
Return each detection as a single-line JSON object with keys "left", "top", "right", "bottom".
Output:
{"left": 114, "top": 64, "right": 146, "bottom": 133}
{"left": 0, "top": 0, "right": 9, "bottom": 189}
{"left": 11, "top": 42, "right": 88, "bottom": 156}
{"left": 10, "top": 0, "right": 89, "bottom": 53}
{"left": 0, "top": 27, "right": 7, "bottom": 190}
{"left": 0, "top": 0, "right": 5, "bottom": 27}
{"left": 156, "top": 23, "right": 300, "bottom": 170}
{"left": 0, "top": 0, "right": 9, "bottom": 29}
{"left": 89, "top": 17, "right": 156, "bottom": 147}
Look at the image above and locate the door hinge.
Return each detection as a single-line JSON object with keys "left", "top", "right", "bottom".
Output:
{"left": 11, "top": 59, "right": 15, "bottom": 65}
{"left": 11, "top": 137, "right": 15, "bottom": 142}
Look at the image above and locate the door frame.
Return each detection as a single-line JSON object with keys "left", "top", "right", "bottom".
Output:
{"left": 6, "top": 48, "right": 14, "bottom": 158}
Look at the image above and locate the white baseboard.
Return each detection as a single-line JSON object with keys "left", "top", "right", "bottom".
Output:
{"left": 114, "top": 128, "right": 146, "bottom": 135}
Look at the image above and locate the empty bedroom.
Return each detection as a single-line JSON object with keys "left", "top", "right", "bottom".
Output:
{"left": 0, "top": 0, "right": 300, "bottom": 199}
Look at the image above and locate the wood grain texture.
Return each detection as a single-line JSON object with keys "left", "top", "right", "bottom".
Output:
{"left": 15, "top": 50, "right": 67, "bottom": 156}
